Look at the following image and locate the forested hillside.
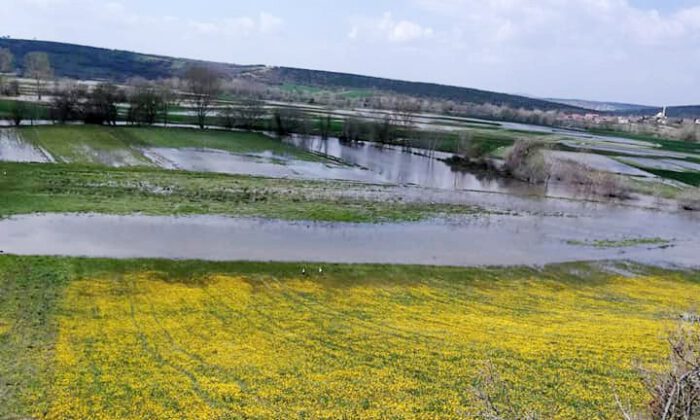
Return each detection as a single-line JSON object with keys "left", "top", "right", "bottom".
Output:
{"left": 0, "top": 38, "right": 582, "bottom": 112}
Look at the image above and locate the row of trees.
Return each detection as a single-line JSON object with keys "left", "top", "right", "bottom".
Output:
{"left": 2, "top": 49, "right": 425, "bottom": 137}
{"left": 0, "top": 48, "right": 54, "bottom": 100}
{"left": 37, "top": 66, "right": 262, "bottom": 129}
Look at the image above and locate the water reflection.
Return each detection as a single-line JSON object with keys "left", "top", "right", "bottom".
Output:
{"left": 285, "top": 135, "right": 543, "bottom": 195}
{"left": 0, "top": 213, "right": 697, "bottom": 267}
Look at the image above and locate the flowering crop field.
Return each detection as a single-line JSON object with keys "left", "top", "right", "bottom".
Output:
{"left": 1, "top": 256, "right": 699, "bottom": 419}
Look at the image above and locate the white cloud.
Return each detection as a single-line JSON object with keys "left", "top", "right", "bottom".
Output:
{"left": 349, "top": 12, "right": 433, "bottom": 43}
{"left": 1, "top": 0, "right": 700, "bottom": 104}
{"left": 1, "top": 1, "right": 283, "bottom": 42}
{"left": 259, "top": 12, "right": 284, "bottom": 34}
{"left": 398, "top": 0, "right": 700, "bottom": 103}
{"left": 186, "top": 12, "right": 284, "bottom": 38}
{"left": 413, "top": 0, "right": 700, "bottom": 47}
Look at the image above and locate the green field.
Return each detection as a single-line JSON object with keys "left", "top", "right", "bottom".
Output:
{"left": 589, "top": 128, "right": 700, "bottom": 154}
{"left": 0, "top": 256, "right": 698, "bottom": 418}
{"left": 0, "top": 99, "right": 51, "bottom": 120}
{"left": 642, "top": 168, "right": 700, "bottom": 187}
{"left": 0, "top": 162, "right": 485, "bottom": 222}
{"left": 16, "top": 126, "right": 325, "bottom": 164}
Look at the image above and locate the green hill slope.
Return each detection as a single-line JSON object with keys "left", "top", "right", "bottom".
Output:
{"left": 0, "top": 38, "right": 581, "bottom": 112}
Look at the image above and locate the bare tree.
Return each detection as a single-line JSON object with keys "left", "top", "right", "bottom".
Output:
{"left": 0, "top": 48, "right": 14, "bottom": 95}
{"left": 83, "top": 83, "right": 123, "bottom": 125}
{"left": 50, "top": 81, "right": 86, "bottom": 123}
{"left": 157, "top": 82, "right": 178, "bottom": 127}
{"left": 235, "top": 99, "right": 265, "bottom": 129}
{"left": 23, "top": 52, "right": 53, "bottom": 100}
{"left": 318, "top": 111, "right": 333, "bottom": 139}
{"left": 185, "top": 65, "right": 222, "bottom": 129}
{"left": 340, "top": 117, "right": 363, "bottom": 142}
{"left": 0, "top": 48, "right": 13, "bottom": 73}
{"left": 272, "top": 108, "right": 306, "bottom": 135}
{"left": 220, "top": 105, "right": 237, "bottom": 129}
{"left": 472, "top": 361, "right": 542, "bottom": 419}
{"left": 10, "top": 101, "right": 27, "bottom": 126}
{"left": 394, "top": 98, "right": 421, "bottom": 128}
{"left": 503, "top": 140, "right": 551, "bottom": 184}
{"left": 1, "top": 80, "right": 20, "bottom": 96}
{"left": 618, "top": 325, "right": 700, "bottom": 420}
{"left": 127, "top": 81, "right": 164, "bottom": 126}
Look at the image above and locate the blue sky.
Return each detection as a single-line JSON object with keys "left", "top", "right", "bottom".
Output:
{"left": 2, "top": 0, "right": 700, "bottom": 105}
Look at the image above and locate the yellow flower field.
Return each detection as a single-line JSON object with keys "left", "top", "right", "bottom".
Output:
{"left": 37, "top": 267, "right": 700, "bottom": 419}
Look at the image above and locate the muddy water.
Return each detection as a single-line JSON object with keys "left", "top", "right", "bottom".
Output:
{"left": 284, "top": 135, "right": 543, "bottom": 194}
{"left": 0, "top": 212, "right": 697, "bottom": 266}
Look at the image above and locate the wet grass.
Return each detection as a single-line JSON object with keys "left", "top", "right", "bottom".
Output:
{"left": 0, "top": 256, "right": 698, "bottom": 418}
{"left": 0, "top": 162, "right": 485, "bottom": 223}
{"left": 567, "top": 237, "right": 671, "bottom": 249}
{"left": 588, "top": 128, "right": 700, "bottom": 154}
{"left": 16, "top": 125, "right": 326, "bottom": 164}
{"left": 641, "top": 168, "right": 700, "bottom": 187}
{"left": 0, "top": 99, "right": 51, "bottom": 120}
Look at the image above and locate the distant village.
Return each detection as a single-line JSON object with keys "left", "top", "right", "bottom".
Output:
{"left": 564, "top": 106, "right": 700, "bottom": 126}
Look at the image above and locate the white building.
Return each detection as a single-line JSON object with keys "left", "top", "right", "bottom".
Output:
{"left": 655, "top": 106, "right": 667, "bottom": 120}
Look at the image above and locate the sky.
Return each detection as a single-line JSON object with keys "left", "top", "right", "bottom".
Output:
{"left": 2, "top": 0, "right": 700, "bottom": 105}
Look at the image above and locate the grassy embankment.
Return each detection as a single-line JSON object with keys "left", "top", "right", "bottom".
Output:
{"left": 0, "top": 256, "right": 698, "bottom": 418}
{"left": 0, "top": 162, "right": 485, "bottom": 223}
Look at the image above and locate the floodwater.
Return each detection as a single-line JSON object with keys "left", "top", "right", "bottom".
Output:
{"left": 619, "top": 157, "right": 700, "bottom": 173}
{"left": 0, "top": 212, "right": 697, "bottom": 267}
{"left": 561, "top": 139, "right": 697, "bottom": 160}
{"left": 545, "top": 151, "right": 653, "bottom": 177}
{"left": 0, "top": 130, "right": 53, "bottom": 162}
{"left": 141, "top": 147, "right": 381, "bottom": 183}
{"left": 284, "top": 135, "right": 543, "bottom": 194}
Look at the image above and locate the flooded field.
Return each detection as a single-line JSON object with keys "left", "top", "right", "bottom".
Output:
{"left": 1, "top": 211, "right": 697, "bottom": 266}
{"left": 620, "top": 157, "right": 700, "bottom": 172}
{"left": 545, "top": 151, "right": 653, "bottom": 177}
{"left": 2, "top": 125, "right": 697, "bottom": 207}
{"left": 140, "top": 147, "right": 379, "bottom": 182}
{"left": 285, "top": 135, "right": 543, "bottom": 193}
{"left": 0, "top": 130, "right": 53, "bottom": 162}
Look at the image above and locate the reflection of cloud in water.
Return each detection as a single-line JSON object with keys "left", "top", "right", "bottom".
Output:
{"left": 284, "top": 135, "right": 541, "bottom": 195}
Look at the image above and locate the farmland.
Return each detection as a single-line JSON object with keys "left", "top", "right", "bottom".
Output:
{"left": 1, "top": 33, "right": 700, "bottom": 419}
{"left": 0, "top": 162, "right": 486, "bottom": 223}
{"left": 1, "top": 256, "right": 699, "bottom": 418}
{"left": 15, "top": 125, "right": 325, "bottom": 164}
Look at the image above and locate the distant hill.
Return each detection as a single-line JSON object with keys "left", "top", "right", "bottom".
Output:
{"left": 0, "top": 38, "right": 260, "bottom": 81}
{"left": 545, "top": 98, "right": 656, "bottom": 113}
{"left": 0, "top": 38, "right": 583, "bottom": 112}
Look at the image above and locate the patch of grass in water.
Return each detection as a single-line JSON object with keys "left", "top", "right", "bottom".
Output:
{"left": 641, "top": 168, "right": 700, "bottom": 187}
{"left": 588, "top": 128, "right": 700, "bottom": 154}
{"left": 567, "top": 237, "right": 672, "bottom": 249}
